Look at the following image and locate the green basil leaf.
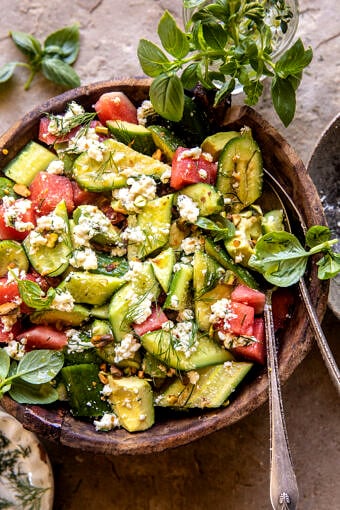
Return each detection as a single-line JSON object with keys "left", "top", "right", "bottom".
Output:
{"left": 317, "top": 252, "right": 340, "bottom": 280}
{"left": 44, "top": 24, "right": 80, "bottom": 64}
{"left": 158, "top": 11, "right": 189, "bottom": 59}
{"left": 196, "top": 216, "right": 235, "bottom": 241}
{"left": 213, "top": 78, "right": 235, "bottom": 105}
{"left": 183, "top": 0, "right": 207, "bottom": 8}
{"left": 0, "top": 62, "right": 17, "bottom": 83}
{"left": 18, "top": 279, "right": 56, "bottom": 310}
{"left": 137, "top": 39, "right": 170, "bottom": 77}
{"left": 305, "top": 226, "right": 331, "bottom": 248}
{"left": 17, "top": 349, "right": 64, "bottom": 384}
{"left": 243, "top": 79, "right": 263, "bottom": 105}
{"left": 150, "top": 73, "right": 184, "bottom": 122}
{"left": 271, "top": 75, "right": 296, "bottom": 127}
{"left": 275, "top": 38, "right": 313, "bottom": 79}
{"left": 202, "top": 21, "right": 228, "bottom": 50}
{"left": 248, "top": 231, "right": 309, "bottom": 286}
{"left": 0, "top": 349, "right": 10, "bottom": 380}
{"left": 41, "top": 57, "right": 80, "bottom": 88}
{"left": 181, "top": 63, "right": 199, "bottom": 90}
{"left": 9, "top": 379, "right": 59, "bottom": 404}
{"left": 10, "top": 31, "right": 42, "bottom": 57}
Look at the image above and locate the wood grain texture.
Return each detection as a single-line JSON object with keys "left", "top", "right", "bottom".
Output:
{"left": 0, "top": 79, "right": 329, "bottom": 455}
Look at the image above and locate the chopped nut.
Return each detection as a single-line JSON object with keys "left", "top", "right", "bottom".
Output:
{"left": 13, "top": 183, "right": 31, "bottom": 197}
{"left": 110, "top": 365, "right": 123, "bottom": 377}
{"left": 45, "top": 232, "right": 59, "bottom": 248}
{"left": 152, "top": 148, "right": 162, "bottom": 161}
{"left": 99, "top": 371, "right": 109, "bottom": 385}
{"left": 0, "top": 302, "right": 19, "bottom": 316}
{"left": 91, "top": 334, "right": 114, "bottom": 347}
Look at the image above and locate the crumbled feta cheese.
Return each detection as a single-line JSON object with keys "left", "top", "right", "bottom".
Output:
{"left": 0, "top": 313, "right": 19, "bottom": 333}
{"left": 180, "top": 236, "right": 203, "bottom": 255}
{"left": 2, "top": 197, "right": 34, "bottom": 232}
{"left": 94, "top": 413, "right": 120, "bottom": 432}
{"left": 113, "top": 175, "right": 156, "bottom": 213}
{"left": 65, "top": 329, "right": 92, "bottom": 353}
{"left": 36, "top": 213, "right": 66, "bottom": 233}
{"left": 69, "top": 248, "right": 98, "bottom": 270}
{"left": 6, "top": 268, "right": 26, "bottom": 283}
{"left": 210, "top": 298, "right": 237, "bottom": 331}
{"left": 101, "top": 384, "right": 113, "bottom": 397}
{"left": 51, "top": 290, "right": 75, "bottom": 312}
{"left": 187, "top": 370, "right": 200, "bottom": 384}
{"left": 177, "top": 308, "right": 194, "bottom": 321}
{"left": 198, "top": 168, "right": 208, "bottom": 179}
{"left": 4, "top": 339, "right": 26, "bottom": 360}
{"left": 47, "top": 102, "right": 85, "bottom": 135}
{"left": 162, "top": 320, "right": 174, "bottom": 332}
{"left": 177, "top": 195, "right": 200, "bottom": 224}
{"left": 72, "top": 207, "right": 113, "bottom": 248}
{"left": 114, "top": 333, "right": 141, "bottom": 363}
{"left": 121, "top": 226, "right": 146, "bottom": 244}
{"left": 178, "top": 147, "right": 202, "bottom": 160}
{"left": 46, "top": 159, "right": 65, "bottom": 175}
{"left": 137, "top": 100, "right": 155, "bottom": 126}
{"left": 170, "top": 321, "right": 198, "bottom": 358}
{"left": 69, "top": 127, "right": 106, "bottom": 161}
{"left": 110, "top": 244, "right": 127, "bottom": 257}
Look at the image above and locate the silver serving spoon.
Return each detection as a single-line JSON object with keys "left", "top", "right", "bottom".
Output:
{"left": 264, "top": 169, "right": 340, "bottom": 395}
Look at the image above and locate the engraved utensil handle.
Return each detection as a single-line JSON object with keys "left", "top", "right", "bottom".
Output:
{"left": 265, "top": 290, "right": 299, "bottom": 510}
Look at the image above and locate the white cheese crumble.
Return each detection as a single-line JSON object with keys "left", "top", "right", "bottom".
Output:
{"left": 112, "top": 175, "right": 156, "bottom": 213}
{"left": 69, "top": 127, "right": 106, "bottom": 161}
{"left": 177, "top": 195, "right": 200, "bottom": 224}
{"left": 209, "top": 298, "right": 237, "bottom": 331}
{"left": 170, "top": 321, "right": 198, "bottom": 358}
{"left": 47, "top": 101, "right": 85, "bottom": 135}
{"left": 2, "top": 197, "right": 34, "bottom": 232}
{"left": 72, "top": 207, "right": 112, "bottom": 248}
{"left": 136, "top": 100, "right": 155, "bottom": 126}
{"left": 46, "top": 159, "right": 65, "bottom": 175}
{"left": 121, "top": 225, "right": 146, "bottom": 244}
{"left": 69, "top": 248, "right": 98, "bottom": 270}
{"left": 114, "top": 333, "right": 141, "bottom": 363}
{"left": 93, "top": 413, "right": 120, "bottom": 432}
{"left": 178, "top": 147, "right": 202, "bottom": 160}
{"left": 51, "top": 290, "right": 75, "bottom": 312}
{"left": 0, "top": 313, "right": 19, "bottom": 333}
{"left": 180, "top": 236, "right": 203, "bottom": 255}
{"left": 187, "top": 370, "right": 200, "bottom": 385}
{"left": 4, "top": 339, "right": 26, "bottom": 360}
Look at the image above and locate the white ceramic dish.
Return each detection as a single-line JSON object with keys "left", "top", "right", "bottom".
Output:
{"left": 0, "top": 408, "right": 54, "bottom": 510}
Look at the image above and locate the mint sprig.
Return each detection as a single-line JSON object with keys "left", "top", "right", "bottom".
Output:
{"left": 137, "top": 2, "right": 313, "bottom": 126}
{"left": 0, "top": 24, "right": 81, "bottom": 90}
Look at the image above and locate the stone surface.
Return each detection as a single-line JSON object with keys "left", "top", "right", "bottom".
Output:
{"left": 0, "top": 1, "right": 339, "bottom": 509}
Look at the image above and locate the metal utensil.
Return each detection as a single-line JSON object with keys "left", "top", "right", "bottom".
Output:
{"left": 265, "top": 288, "right": 299, "bottom": 510}
{"left": 264, "top": 169, "right": 340, "bottom": 395}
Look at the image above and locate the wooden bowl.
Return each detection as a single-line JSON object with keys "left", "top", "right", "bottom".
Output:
{"left": 0, "top": 78, "right": 329, "bottom": 455}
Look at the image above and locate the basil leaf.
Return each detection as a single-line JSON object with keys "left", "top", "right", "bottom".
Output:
{"left": 0, "top": 62, "right": 17, "bottom": 83}
{"left": 9, "top": 379, "right": 59, "bottom": 404}
{"left": 248, "top": 231, "right": 309, "bottom": 287}
{"left": 202, "top": 21, "right": 228, "bottom": 50}
{"left": 10, "top": 31, "right": 42, "bottom": 57}
{"left": 158, "top": 11, "right": 189, "bottom": 59}
{"left": 317, "top": 252, "right": 340, "bottom": 280}
{"left": 18, "top": 279, "right": 56, "bottom": 310}
{"left": 243, "top": 79, "right": 264, "bottom": 106}
{"left": 196, "top": 216, "right": 235, "bottom": 241}
{"left": 183, "top": 0, "right": 207, "bottom": 8}
{"left": 271, "top": 75, "right": 296, "bottom": 127}
{"left": 137, "top": 39, "right": 170, "bottom": 77}
{"left": 181, "top": 63, "right": 199, "bottom": 89}
{"left": 44, "top": 24, "right": 80, "bottom": 64}
{"left": 214, "top": 78, "right": 235, "bottom": 105}
{"left": 306, "top": 226, "right": 331, "bottom": 248}
{"left": 150, "top": 73, "right": 184, "bottom": 122}
{"left": 17, "top": 349, "right": 64, "bottom": 384}
{"left": 276, "top": 38, "right": 313, "bottom": 79}
{"left": 41, "top": 57, "right": 80, "bottom": 88}
{"left": 0, "top": 349, "right": 10, "bottom": 380}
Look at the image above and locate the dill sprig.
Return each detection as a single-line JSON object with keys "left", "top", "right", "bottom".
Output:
{"left": 46, "top": 111, "right": 97, "bottom": 136}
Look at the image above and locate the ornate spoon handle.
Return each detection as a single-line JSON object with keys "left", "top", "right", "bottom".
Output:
{"left": 265, "top": 290, "right": 299, "bottom": 510}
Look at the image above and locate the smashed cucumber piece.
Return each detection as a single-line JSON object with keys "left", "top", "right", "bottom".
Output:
{"left": 156, "top": 361, "right": 253, "bottom": 408}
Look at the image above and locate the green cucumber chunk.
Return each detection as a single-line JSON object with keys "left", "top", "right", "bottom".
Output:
{"left": 90, "top": 252, "right": 128, "bottom": 278}
{"left": 179, "top": 183, "right": 224, "bottom": 217}
{"left": 141, "top": 330, "right": 233, "bottom": 371}
{"left": 72, "top": 205, "right": 121, "bottom": 246}
{"left": 262, "top": 209, "right": 285, "bottom": 233}
{"left": 23, "top": 200, "right": 72, "bottom": 277}
{"left": 195, "top": 283, "right": 234, "bottom": 332}
{"left": 0, "top": 240, "right": 29, "bottom": 277}
{"left": 72, "top": 138, "right": 171, "bottom": 192}
{"left": 127, "top": 194, "right": 173, "bottom": 260}
{"left": 164, "top": 263, "right": 193, "bottom": 311}
{"left": 148, "top": 124, "right": 184, "bottom": 162}
{"left": 107, "top": 375, "right": 155, "bottom": 432}
{"left": 106, "top": 120, "right": 156, "bottom": 155}
{"left": 3, "top": 141, "right": 57, "bottom": 185}
{"left": 0, "top": 176, "right": 17, "bottom": 199}
{"left": 193, "top": 250, "right": 221, "bottom": 299}
{"left": 217, "top": 129, "right": 263, "bottom": 212}
{"left": 30, "top": 304, "right": 90, "bottom": 327}
{"left": 150, "top": 247, "right": 175, "bottom": 293}
{"left": 155, "top": 361, "right": 253, "bottom": 408}
{"left": 61, "top": 364, "right": 111, "bottom": 417}
{"left": 59, "top": 271, "right": 124, "bottom": 306}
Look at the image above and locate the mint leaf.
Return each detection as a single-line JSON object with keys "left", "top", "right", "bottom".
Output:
{"left": 158, "top": 11, "right": 189, "bottom": 59}
{"left": 41, "top": 57, "right": 80, "bottom": 88}
{"left": 44, "top": 24, "right": 80, "bottom": 64}
{"left": 0, "top": 62, "right": 17, "bottom": 83}
{"left": 271, "top": 75, "right": 296, "bottom": 127}
{"left": 149, "top": 73, "right": 184, "bottom": 122}
{"left": 137, "top": 39, "right": 170, "bottom": 77}
{"left": 306, "top": 226, "right": 331, "bottom": 248}
{"left": 10, "top": 31, "right": 42, "bottom": 58}
{"left": 276, "top": 38, "right": 313, "bottom": 79}
{"left": 17, "top": 349, "right": 64, "bottom": 384}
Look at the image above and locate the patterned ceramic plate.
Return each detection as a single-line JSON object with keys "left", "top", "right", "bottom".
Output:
{"left": 0, "top": 409, "right": 54, "bottom": 509}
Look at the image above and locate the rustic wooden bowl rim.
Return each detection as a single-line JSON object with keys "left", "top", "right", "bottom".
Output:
{"left": 0, "top": 78, "right": 329, "bottom": 455}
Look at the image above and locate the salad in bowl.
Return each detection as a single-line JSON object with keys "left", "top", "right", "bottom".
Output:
{"left": 0, "top": 80, "right": 329, "bottom": 453}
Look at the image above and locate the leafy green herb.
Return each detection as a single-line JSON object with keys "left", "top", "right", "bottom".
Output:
{"left": 0, "top": 349, "right": 63, "bottom": 403}
{"left": 248, "top": 227, "right": 339, "bottom": 286}
{"left": 0, "top": 24, "right": 80, "bottom": 90}
{"left": 196, "top": 215, "right": 235, "bottom": 241}
{"left": 17, "top": 278, "right": 56, "bottom": 310}
{"left": 137, "top": 2, "right": 312, "bottom": 126}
